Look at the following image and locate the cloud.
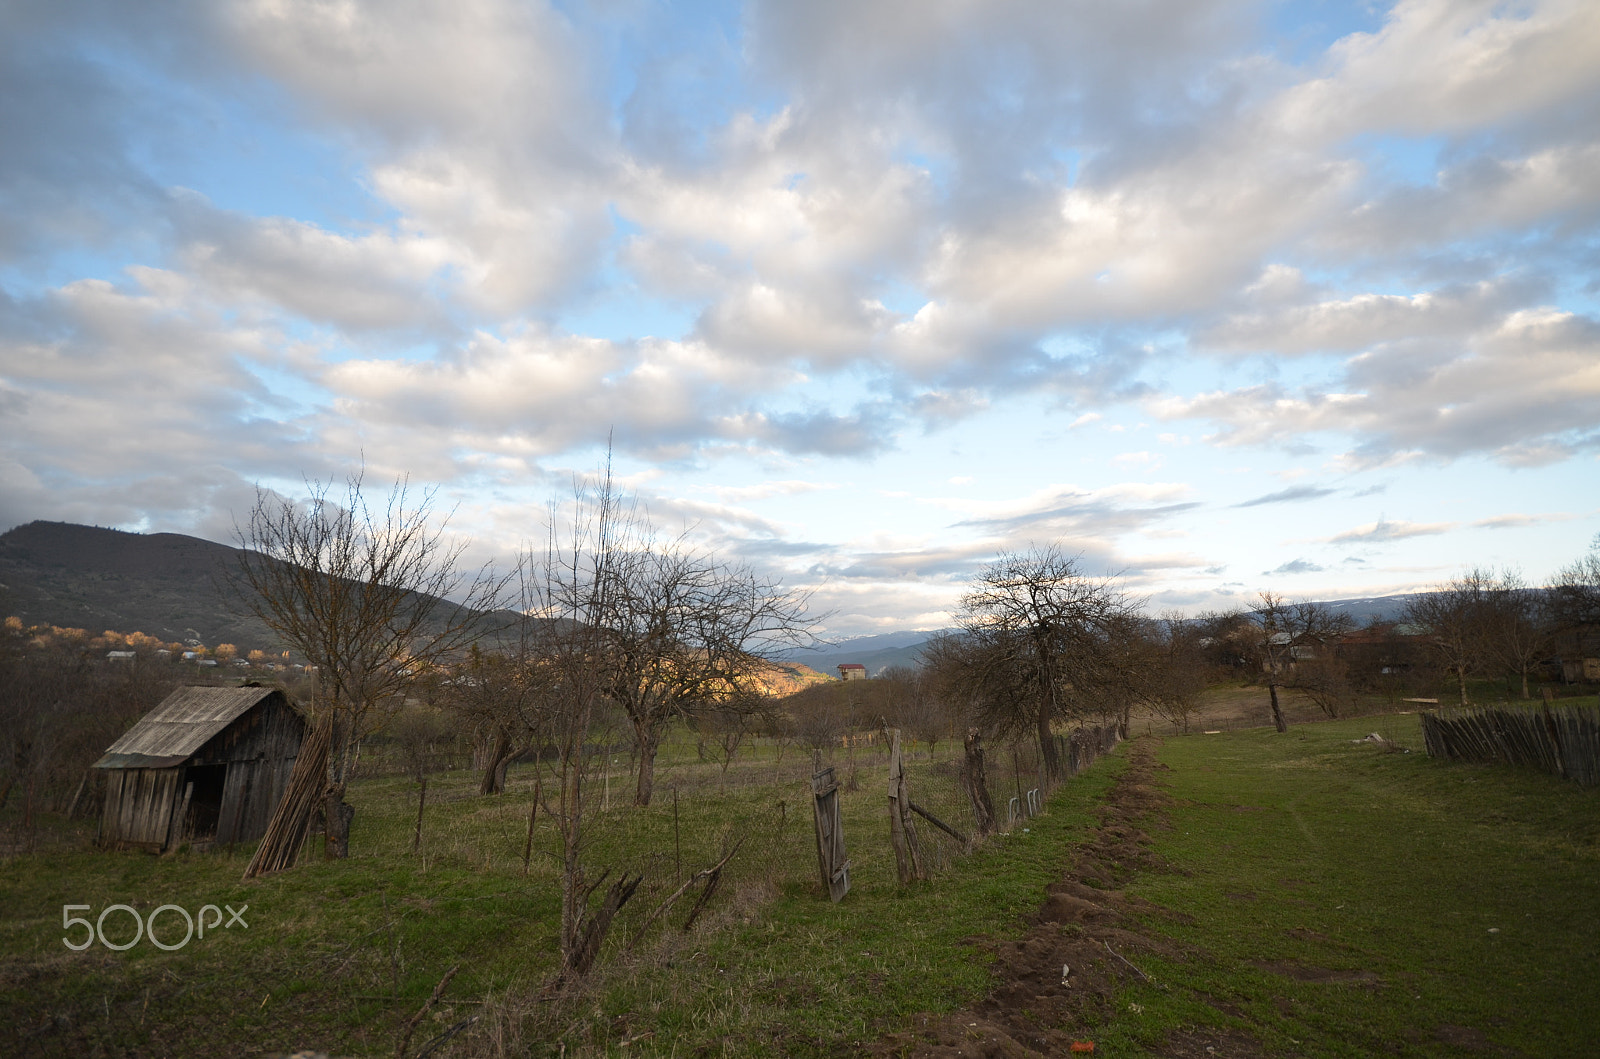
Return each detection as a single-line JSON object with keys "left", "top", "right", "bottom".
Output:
{"left": 1328, "top": 518, "right": 1455, "bottom": 544}
{"left": 171, "top": 195, "right": 457, "bottom": 334}
{"left": 1199, "top": 278, "right": 1536, "bottom": 356}
{"left": 1471, "top": 512, "right": 1578, "bottom": 530}
{"left": 1272, "top": 0, "right": 1600, "bottom": 140}
{"left": 0, "top": 269, "right": 324, "bottom": 535}
{"left": 1264, "top": 558, "right": 1324, "bottom": 575}
{"left": 1155, "top": 307, "right": 1600, "bottom": 468}
{"left": 1233, "top": 485, "right": 1339, "bottom": 508}
{"left": 4, "top": 0, "right": 1600, "bottom": 634}
{"left": 0, "top": 28, "right": 164, "bottom": 266}
{"left": 699, "top": 479, "right": 839, "bottom": 503}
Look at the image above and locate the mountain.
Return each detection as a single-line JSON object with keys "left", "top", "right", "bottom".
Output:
{"left": 1315, "top": 594, "right": 1428, "bottom": 624}
{"left": 0, "top": 521, "right": 280, "bottom": 649}
{"left": 0, "top": 519, "right": 1440, "bottom": 665}
{"left": 776, "top": 628, "right": 957, "bottom": 678}
{"left": 0, "top": 520, "right": 521, "bottom": 656}
{"left": 778, "top": 595, "right": 1438, "bottom": 678}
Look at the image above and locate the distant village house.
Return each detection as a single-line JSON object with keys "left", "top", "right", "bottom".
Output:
{"left": 837, "top": 663, "right": 867, "bottom": 681}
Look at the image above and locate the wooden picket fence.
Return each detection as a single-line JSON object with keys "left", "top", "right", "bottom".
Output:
{"left": 1420, "top": 704, "right": 1600, "bottom": 786}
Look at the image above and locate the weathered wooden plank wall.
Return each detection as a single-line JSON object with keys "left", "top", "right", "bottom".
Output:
{"left": 102, "top": 767, "right": 181, "bottom": 849}
{"left": 203, "top": 695, "right": 305, "bottom": 846}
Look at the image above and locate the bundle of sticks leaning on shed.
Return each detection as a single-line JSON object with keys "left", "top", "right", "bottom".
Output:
{"left": 243, "top": 714, "right": 332, "bottom": 878}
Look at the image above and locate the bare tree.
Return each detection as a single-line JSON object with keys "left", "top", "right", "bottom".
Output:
{"left": 1552, "top": 535, "right": 1600, "bottom": 614}
{"left": 446, "top": 645, "right": 543, "bottom": 795}
{"left": 691, "top": 698, "right": 758, "bottom": 775}
{"left": 1548, "top": 536, "right": 1600, "bottom": 679}
{"left": 938, "top": 547, "right": 1137, "bottom": 779}
{"left": 1246, "top": 592, "right": 1356, "bottom": 731}
{"left": 881, "top": 665, "right": 951, "bottom": 759}
{"left": 593, "top": 536, "right": 817, "bottom": 807}
{"left": 1140, "top": 613, "right": 1208, "bottom": 733}
{"left": 523, "top": 465, "right": 650, "bottom": 985}
{"left": 1478, "top": 570, "right": 1552, "bottom": 699}
{"left": 232, "top": 472, "right": 507, "bottom": 858}
{"left": 1404, "top": 570, "right": 1493, "bottom": 707}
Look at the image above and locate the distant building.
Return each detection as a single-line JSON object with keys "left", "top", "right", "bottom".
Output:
{"left": 837, "top": 663, "right": 867, "bottom": 681}
{"left": 106, "top": 650, "right": 136, "bottom": 662}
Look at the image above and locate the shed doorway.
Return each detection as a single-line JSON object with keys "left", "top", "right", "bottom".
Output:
{"left": 184, "top": 764, "right": 227, "bottom": 840}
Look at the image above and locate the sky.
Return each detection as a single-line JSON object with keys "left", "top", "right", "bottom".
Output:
{"left": 1, "top": 0, "right": 1598, "bottom": 637}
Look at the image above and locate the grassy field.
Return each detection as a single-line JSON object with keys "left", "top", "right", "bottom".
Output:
{"left": 1096, "top": 714, "right": 1600, "bottom": 1057}
{"left": 0, "top": 733, "right": 1121, "bottom": 1058}
{"left": 3, "top": 711, "right": 1597, "bottom": 1058}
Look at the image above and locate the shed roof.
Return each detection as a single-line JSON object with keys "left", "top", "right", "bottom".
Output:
{"left": 94, "top": 686, "right": 287, "bottom": 769}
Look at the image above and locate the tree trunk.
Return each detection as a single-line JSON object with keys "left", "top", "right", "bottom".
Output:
{"left": 1036, "top": 705, "right": 1060, "bottom": 780}
{"left": 522, "top": 770, "right": 541, "bottom": 876}
{"left": 633, "top": 719, "right": 661, "bottom": 807}
{"left": 22, "top": 774, "right": 36, "bottom": 835}
{"left": 412, "top": 776, "right": 427, "bottom": 854}
{"left": 561, "top": 873, "right": 642, "bottom": 984}
{"left": 1269, "top": 682, "right": 1288, "bottom": 732}
{"left": 1456, "top": 665, "right": 1469, "bottom": 706}
{"left": 479, "top": 731, "right": 514, "bottom": 795}
{"left": 1520, "top": 669, "right": 1530, "bottom": 700}
{"left": 324, "top": 785, "right": 354, "bottom": 859}
{"left": 558, "top": 750, "right": 584, "bottom": 964}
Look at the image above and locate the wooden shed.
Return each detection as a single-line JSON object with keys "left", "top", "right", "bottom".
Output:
{"left": 94, "top": 686, "right": 306, "bottom": 852}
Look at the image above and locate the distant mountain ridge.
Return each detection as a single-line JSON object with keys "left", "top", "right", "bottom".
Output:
{"left": 0, "top": 520, "right": 520, "bottom": 656}
{"left": 774, "top": 628, "right": 958, "bottom": 677}
{"left": 0, "top": 520, "right": 1437, "bottom": 670}
{"left": 0, "top": 520, "right": 279, "bottom": 649}
{"left": 778, "top": 597, "right": 1434, "bottom": 677}
{"left": 0, "top": 522, "right": 841, "bottom": 685}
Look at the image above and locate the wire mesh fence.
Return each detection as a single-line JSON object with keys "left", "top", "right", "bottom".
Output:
{"left": 332, "top": 718, "right": 1124, "bottom": 935}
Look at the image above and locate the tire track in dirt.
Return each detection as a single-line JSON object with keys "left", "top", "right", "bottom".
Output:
{"left": 868, "top": 738, "right": 1263, "bottom": 1059}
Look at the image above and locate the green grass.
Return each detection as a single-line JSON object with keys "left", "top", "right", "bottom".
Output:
{"left": 0, "top": 732, "right": 1123, "bottom": 1057}
{"left": 1094, "top": 716, "right": 1600, "bottom": 1057}
{"left": 8, "top": 715, "right": 1596, "bottom": 1058}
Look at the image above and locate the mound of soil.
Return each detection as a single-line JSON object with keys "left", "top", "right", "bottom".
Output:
{"left": 869, "top": 739, "right": 1262, "bottom": 1059}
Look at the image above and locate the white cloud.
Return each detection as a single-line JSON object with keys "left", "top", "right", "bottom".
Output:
{"left": 1327, "top": 518, "right": 1456, "bottom": 544}
{"left": 1273, "top": 0, "right": 1600, "bottom": 139}
{"left": 1157, "top": 306, "right": 1600, "bottom": 467}
{"left": 4, "top": 0, "right": 1599, "bottom": 632}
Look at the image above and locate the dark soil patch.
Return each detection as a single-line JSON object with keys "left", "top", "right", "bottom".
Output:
{"left": 869, "top": 739, "right": 1265, "bottom": 1059}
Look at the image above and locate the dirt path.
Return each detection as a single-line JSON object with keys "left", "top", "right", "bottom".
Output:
{"left": 869, "top": 739, "right": 1260, "bottom": 1059}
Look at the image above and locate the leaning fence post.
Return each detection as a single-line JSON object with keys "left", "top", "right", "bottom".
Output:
{"left": 886, "top": 728, "right": 924, "bottom": 885}
{"left": 811, "top": 756, "right": 851, "bottom": 902}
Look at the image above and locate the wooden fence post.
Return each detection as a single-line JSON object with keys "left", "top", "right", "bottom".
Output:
{"left": 961, "top": 729, "right": 996, "bottom": 836}
{"left": 886, "top": 729, "right": 923, "bottom": 885}
{"left": 811, "top": 755, "right": 851, "bottom": 901}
